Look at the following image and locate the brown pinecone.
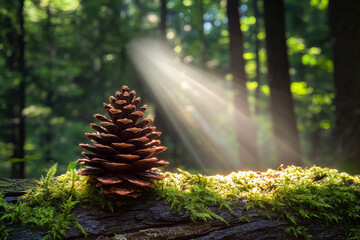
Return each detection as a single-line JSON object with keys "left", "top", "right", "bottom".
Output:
{"left": 77, "top": 85, "right": 169, "bottom": 198}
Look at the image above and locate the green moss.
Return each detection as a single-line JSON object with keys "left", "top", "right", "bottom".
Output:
{"left": 0, "top": 178, "right": 36, "bottom": 193}
{"left": 2, "top": 165, "right": 360, "bottom": 239}
{"left": 0, "top": 164, "right": 112, "bottom": 240}
{"left": 155, "top": 166, "right": 360, "bottom": 238}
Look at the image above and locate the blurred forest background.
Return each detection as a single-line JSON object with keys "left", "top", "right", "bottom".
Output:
{"left": 1, "top": 0, "right": 359, "bottom": 178}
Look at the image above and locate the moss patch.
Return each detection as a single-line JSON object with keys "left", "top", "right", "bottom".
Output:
{"left": 1, "top": 165, "right": 360, "bottom": 239}
{"left": 0, "top": 178, "right": 36, "bottom": 193}
{"left": 155, "top": 166, "right": 360, "bottom": 238}
{"left": 0, "top": 164, "right": 111, "bottom": 240}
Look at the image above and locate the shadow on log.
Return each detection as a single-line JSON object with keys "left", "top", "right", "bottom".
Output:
{"left": 1, "top": 178, "right": 348, "bottom": 240}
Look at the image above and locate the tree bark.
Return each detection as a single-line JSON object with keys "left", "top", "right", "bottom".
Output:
{"left": 227, "top": 0, "right": 259, "bottom": 169}
{"left": 1, "top": 178, "right": 348, "bottom": 240}
{"left": 263, "top": 0, "right": 302, "bottom": 166}
{"left": 11, "top": 0, "right": 26, "bottom": 179}
{"left": 329, "top": 0, "right": 360, "bottom": 166}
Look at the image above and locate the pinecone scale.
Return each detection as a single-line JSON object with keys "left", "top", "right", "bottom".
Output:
{"left": 78, "top": 86, "right": 169, "bottom": 198}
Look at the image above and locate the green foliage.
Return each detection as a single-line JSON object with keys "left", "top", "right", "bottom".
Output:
{"left": 155, "top": 168, "right": 231, "bottom": 223}
{"left": 156, "top": 166, "right": 360, "bottom": 237}
{"left": 0, "top": 163, "right": 112, "bottom": 240}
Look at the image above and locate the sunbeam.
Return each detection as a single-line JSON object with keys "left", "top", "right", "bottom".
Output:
{"left": 128, "top": 39, "right": 300, "bottom": 172}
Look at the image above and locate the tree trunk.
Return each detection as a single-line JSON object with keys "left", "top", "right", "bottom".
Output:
{"left": 198, "top": 0, "right": 206, "bottom": 66}
{"left": 263, "top": 0, "right": 302, "bottom": 166}
{"left": 329, "top": 0, "right": 360, "bottom": 166}
{"left": 253, "top": 0, "right": 261, "bottom": 116}
{"left": 44, "top": 4, "right": 54, "bottom": 163}
{"left": 1, "top": 178, "right": 349, "bottom": 240}
{"left": 160, "top": 0, "right": 167, "bottom": 41}
{"left": 227, "top": 0, "right": 259, "bottom": 169}
{"left": 11, "top": 0, "right": 26, "bottom": 179}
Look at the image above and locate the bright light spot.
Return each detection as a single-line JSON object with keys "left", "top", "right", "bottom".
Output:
{"left": 289, "top": 68, "right": 297, "bottom": 75}
{"left": 261, "top": 85, "right": 270, "bottom": 96}
{"left": 246, "top": 81, "right": 258, "bottom": 91}
{"left": 221, "top": 29, "right": 229, "bottom": 37}
{"left": 184, "top": 55, "right": 193, "bottom": 63}
{"left": 310, "top": 0, "right": 328, "bottom": 10}
{"left": 257, "top": 32, "right": 266, "bottom": 40}
{"left": 220, "top": 0, "right": 227, "bottom": 7}
{"left": 225, "top": 73, "right": 233, "bottom": 81}
{"left": 287, "top": 37, "right": 305, "bottom": 54}
{"left": 147, "top": 13, "right": 159, "bottom": 23}
{"left": 204, "top": 22, "right": 212, "bottom": 31}
{"left": 25, "top": 143, "right": 35, "bottom": 151}
{"left": 167, "top": 31, "right": 175, "bottom": 40}
{"left": 183, "top": 0, "right": 193, "bottom": 6}
{"left": 23, "top": 105, "right": 52, "bottom": 117}
{"left": 312, "top": 94, "right": 332, "bottom": 105}
{"left": 174, "top": 45, "right": 182, "bottom": 53}
{"left": 206, "top": 61, "right": 217, "bottom": 68}
{"left": 105, "top": 54, "right": 114, "bottom": 61}
{"left": 181, "top": 81, "right": 190, "bottom": 90}
{"left": 248, "top": 16, "right": 256, "bottom": 24}
{"left": 320, "top": 120, "right": 330, "bottom": 129}
{"left": 302, "top": 54, "right": 317, "bottom": 65}
{"left": 308, "top": 47, "right": 322, "bottom": 55}
{"left": 184, "top": 25, "right": 192, "bottom": 31}
{"left": 241, "top": 24, "right": 249, "bottom": 32}
{"left": 243, "top": 52, "right": 255, "bottom": 60}
{"left": 240, "top": 4, "right": 248, "bottom": 12}
{"left": 291, "top": 82, "right": 307, "bottom": 95}
{"left": 40, "top": 0, "right": 80, "bottom": 11}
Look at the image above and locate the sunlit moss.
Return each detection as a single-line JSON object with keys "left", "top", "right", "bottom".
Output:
{"left": 0, "top": 164, "right": 111, "bottom": 240}
{"left": 155, "top": 166, "right": 360, "bottom": 238}
{"left": 2, "top": 165, "right": 359, "bottom": 239}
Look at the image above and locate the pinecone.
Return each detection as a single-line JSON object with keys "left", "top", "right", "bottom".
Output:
{"left": 77, "top": 85, "right": 169, "bottom": 198}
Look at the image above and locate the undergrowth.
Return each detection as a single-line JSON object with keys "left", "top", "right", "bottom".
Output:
{"left": 155, "top": 166, "right": 360, "bottom": 238}
{"left": 1, "top": 165, "right": 360, "bottom": 239}
{"left": 0, "top": 163, "right": 111, "bottom": 240}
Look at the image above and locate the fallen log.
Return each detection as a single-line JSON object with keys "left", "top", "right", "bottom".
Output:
{"left": 1, "top": 178, "right": 348, "bottom": 240}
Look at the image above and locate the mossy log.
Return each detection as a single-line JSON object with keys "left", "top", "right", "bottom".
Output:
{"left": 1, "top": 178, "right": 347, "bottom": 240}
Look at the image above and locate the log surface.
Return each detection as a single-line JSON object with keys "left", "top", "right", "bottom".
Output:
{"left": 1, "top": 179, "right": 347, "bottom": 240}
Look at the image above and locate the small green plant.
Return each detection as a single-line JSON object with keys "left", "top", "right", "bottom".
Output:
{"left": 0, "top": 163, "right": 112, "bottom": 240}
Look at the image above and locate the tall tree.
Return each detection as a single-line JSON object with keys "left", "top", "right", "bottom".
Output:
{"left": 11, "top": 0, "right": 26, "bottom": 178}
{"left": 264, "top": 0, "right": 302, "bottom": 166}
{"left": 329, "top": 0, "right": 360, "bottom": 165}
{"left": 227, "top": 0, "right": 259, "bottom": 169}
{"left": 253, "top": 0, "right": 261, "bottom": 115}
{"left": 160, "top": 0, "right": 167, "bottom": 41}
